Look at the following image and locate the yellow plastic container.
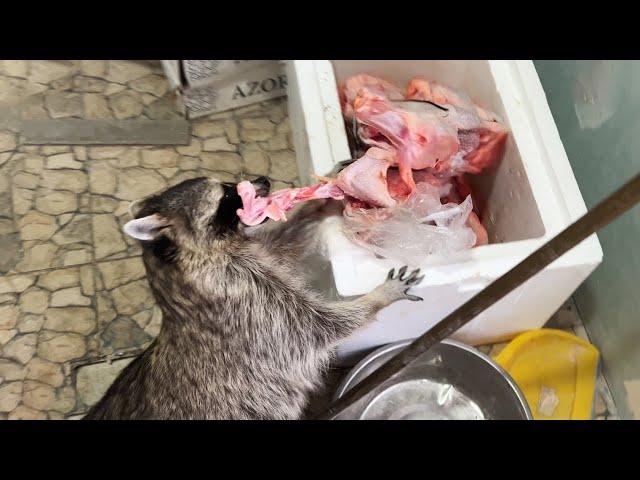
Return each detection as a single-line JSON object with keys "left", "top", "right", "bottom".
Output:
{"left": 493, "top": 329, "right": 599, "bottom": 420}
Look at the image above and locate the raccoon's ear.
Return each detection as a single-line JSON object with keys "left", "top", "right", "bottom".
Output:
{"left": 123, "top": 214, "right": 170, "bottom": 241}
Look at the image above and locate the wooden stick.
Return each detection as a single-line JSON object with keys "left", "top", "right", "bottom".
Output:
{"left": 316, "top": 172, "right": 640, "bottom": 420}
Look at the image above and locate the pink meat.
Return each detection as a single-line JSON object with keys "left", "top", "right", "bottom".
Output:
{"left": 238, "top": 75, "right": 502, "bottom": 252}
{"left": 406, "top": 78, "right": 509, "bottom": 174}
{"left": 406, "top": 79, "right": 473, "bottom": 109}
{"left": 335, "top": 146, "right": 454, "bottom": 208}
{"left": 467, "top": 212, "right": 489, "bottom": 246}
{"left": 387, "top": 167, "right": 451, "bottom": 201}
{"left": 406, "top": 78, "right": 499, "bottom": 122}
{"left": 386, "top": 167, "right": 412, "bottom": 200}
{"left": 340, "top": 73, "right": 404, "bottom": 120}
{"left": 462, "top": 122, "right": 508, "bottom": 175}
{"left": 445, "top": 176, "right": 489, "bottom": 247}
{"left": 341, "top": 75, "right": 509, "bottom": 188}
{"left": 352, "top": 92, "right": 459, "bottom": 190}
{"left": 336, "top": 147, "right": 397, "bottom": 208}
{"left": 236, "top": 181, "right": 344, "bottom": 226}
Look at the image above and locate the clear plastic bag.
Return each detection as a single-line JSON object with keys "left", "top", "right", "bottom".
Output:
{"left": 342, "top": 182, "right": 477, "bottom": 265}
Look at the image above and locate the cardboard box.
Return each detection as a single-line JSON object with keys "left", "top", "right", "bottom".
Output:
{"left": 160, "top": 60, "right": 287, "bottom": 118}
{"left": 181, "top": 60, "right": 273, "bottom": 88}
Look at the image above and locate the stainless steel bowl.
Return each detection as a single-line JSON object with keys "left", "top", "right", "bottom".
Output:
{"left": 333, "top": 339, "right": 532, "bottom": 420}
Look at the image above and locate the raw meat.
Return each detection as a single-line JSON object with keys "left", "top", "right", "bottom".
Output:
{"left": 336, "top": 74, "right": 504, "bottom": 249}
{"left": 467, "top": 212, "right": 489, "bottom": 246}
{"left": 387, "top": 167, "right": 452, "bottom": 201}
{"left": 334, "top": 147, "right": 454, "bottom": 207}
{"left": 340, "top": 73, "right": 404, "bottom": 120}
{"left": 351, "top": 91, "right": 459, "bottom": 190}
{"left": 461, "top": 122, "right": 508, "bottom": 175}
{"left": 405, "top": 78, "right": 509, "bottom": 175}
{"left": 237, "top": 74, "right": 502, "bottom": 258}
{"left": 336, "top": 147, "right": 397, "bottom": 208}
{"left": 342, "top": 182, "right": 477, "bottom": 265}
{"left": 446, "top": 176, "right": 489, "bottom": 246}
{"left": 236, "top": 181, "right": 344, "bottom": 226}
{"left": 344, "top": 75, "right": 509, "bottom": 188}
{"left": 236, "top": 171, "right": 488, "bottom": 248}
{"left": 406, "top": 78, "right": 500, "bottom": 122}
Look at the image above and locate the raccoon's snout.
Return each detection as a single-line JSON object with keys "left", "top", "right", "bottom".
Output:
{"left": 252, "top": 176, "right": 271, "bottom": 197}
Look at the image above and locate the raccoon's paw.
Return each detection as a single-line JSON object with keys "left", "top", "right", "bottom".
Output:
{"left": 381, "top": 266, "right": 425, "bottom": 302}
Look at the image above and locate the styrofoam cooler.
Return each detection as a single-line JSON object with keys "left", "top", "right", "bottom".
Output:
{"left": 285, "top": 60, "right": 603, "bottom": 362}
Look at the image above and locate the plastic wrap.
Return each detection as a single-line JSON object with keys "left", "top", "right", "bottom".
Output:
{"left": 342, "top": 182, "right": 477, "bottom": 265}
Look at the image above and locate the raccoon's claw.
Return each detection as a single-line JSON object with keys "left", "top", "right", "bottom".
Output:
{"left": 381, "top": 267, "right": 425, "bottom": 303}
{"left": 405, "top": 270, "right": 425, "bottom": 286}
{"left": 387, "top": 267, "right": 423, "bottom": 285}
{"left": 404, "top": 289, "right": 423, "bottom": 302}
{"left": 398, "top": 266, "right": 408, "bottom": 280}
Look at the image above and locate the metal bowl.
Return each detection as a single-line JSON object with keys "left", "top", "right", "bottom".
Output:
{"left": 333, "top": 339, "right": 532, "bottom": 420}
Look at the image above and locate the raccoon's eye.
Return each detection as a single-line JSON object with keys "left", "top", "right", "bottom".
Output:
{"left": 209, "top": 183, "right": 243, "bottom": 235}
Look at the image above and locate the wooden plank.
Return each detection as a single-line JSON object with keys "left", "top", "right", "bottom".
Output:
{"left": 22, "top": 119, "right": 190, "bottom": 145}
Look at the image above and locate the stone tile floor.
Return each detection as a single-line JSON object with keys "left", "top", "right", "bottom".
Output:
{"left": 0, "top": 60, "right": 618, "bottom": 420}
{"left": 0, "top": 60, "right": 180, "bottom": 129}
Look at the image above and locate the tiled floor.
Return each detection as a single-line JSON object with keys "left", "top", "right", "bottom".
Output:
{"left": 0, "top": 60, "right": 297, "bottom": 419}
{"left": 0, "top": 60, "right": 618, "bottom": 420}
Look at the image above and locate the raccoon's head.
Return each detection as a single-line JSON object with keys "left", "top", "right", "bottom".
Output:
{"left": 123, "top": 176, "right": 270, "bottom": 259}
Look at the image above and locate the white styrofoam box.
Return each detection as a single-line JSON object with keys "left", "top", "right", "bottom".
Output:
{"left": 182, "top": 62, "right": 287, "bottom": 118}
{"left": 286, "top": 60, "right": 603, "bottom": 361}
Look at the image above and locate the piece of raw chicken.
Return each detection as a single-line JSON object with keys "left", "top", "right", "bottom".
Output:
{"left": 337, "top": 75, "right": 505, "bottom": 246}
{"left": 334, "top": 147, "right": 397, "bottom": 208}
{"left": 339, "top": 73, "right": 404, "bottom": 121}
{"left": 336, "top": 157, "right": 489, "bottom": 247}
{"left": 236, "top": 181, "right": 344, "bottom": 226}
{"left": 405, "top": 78, "right": 509, "bottom": 178}
{"left": 347, "top": 76, "right": 508, "bottom": 191}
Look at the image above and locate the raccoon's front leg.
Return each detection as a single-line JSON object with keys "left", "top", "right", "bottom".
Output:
{"left": 255, "top": 199, "right": 340, "bottom": 256}
{"left": 365, "top": 266, "right": 425, "bottom": 306}
{"left": 313, "top": 267, "right": 425, "bottom": 346}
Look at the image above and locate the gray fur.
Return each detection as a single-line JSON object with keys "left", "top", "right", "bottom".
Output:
{"left": 84, "top": 176, "right": 423, "bottom": 420}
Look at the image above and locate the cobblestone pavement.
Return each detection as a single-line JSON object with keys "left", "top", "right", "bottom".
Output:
{"left": 0, "top": 61, "right": 618, "bottom": 420}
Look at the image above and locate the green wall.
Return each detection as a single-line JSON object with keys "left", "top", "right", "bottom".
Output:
{"left": 534, "top": 60, "right": 640, "bottom": 419}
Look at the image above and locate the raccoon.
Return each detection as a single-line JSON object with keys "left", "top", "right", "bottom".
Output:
{"left": 84, "top": 176, "right": 423, "bottom": 420}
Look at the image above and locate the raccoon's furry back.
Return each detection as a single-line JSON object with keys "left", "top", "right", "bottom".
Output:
{"left": 83, "top": 178, "right": 413, "bottom": 420}
{"left": 86, "top": 234, "right": 332, "bottom": 420}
